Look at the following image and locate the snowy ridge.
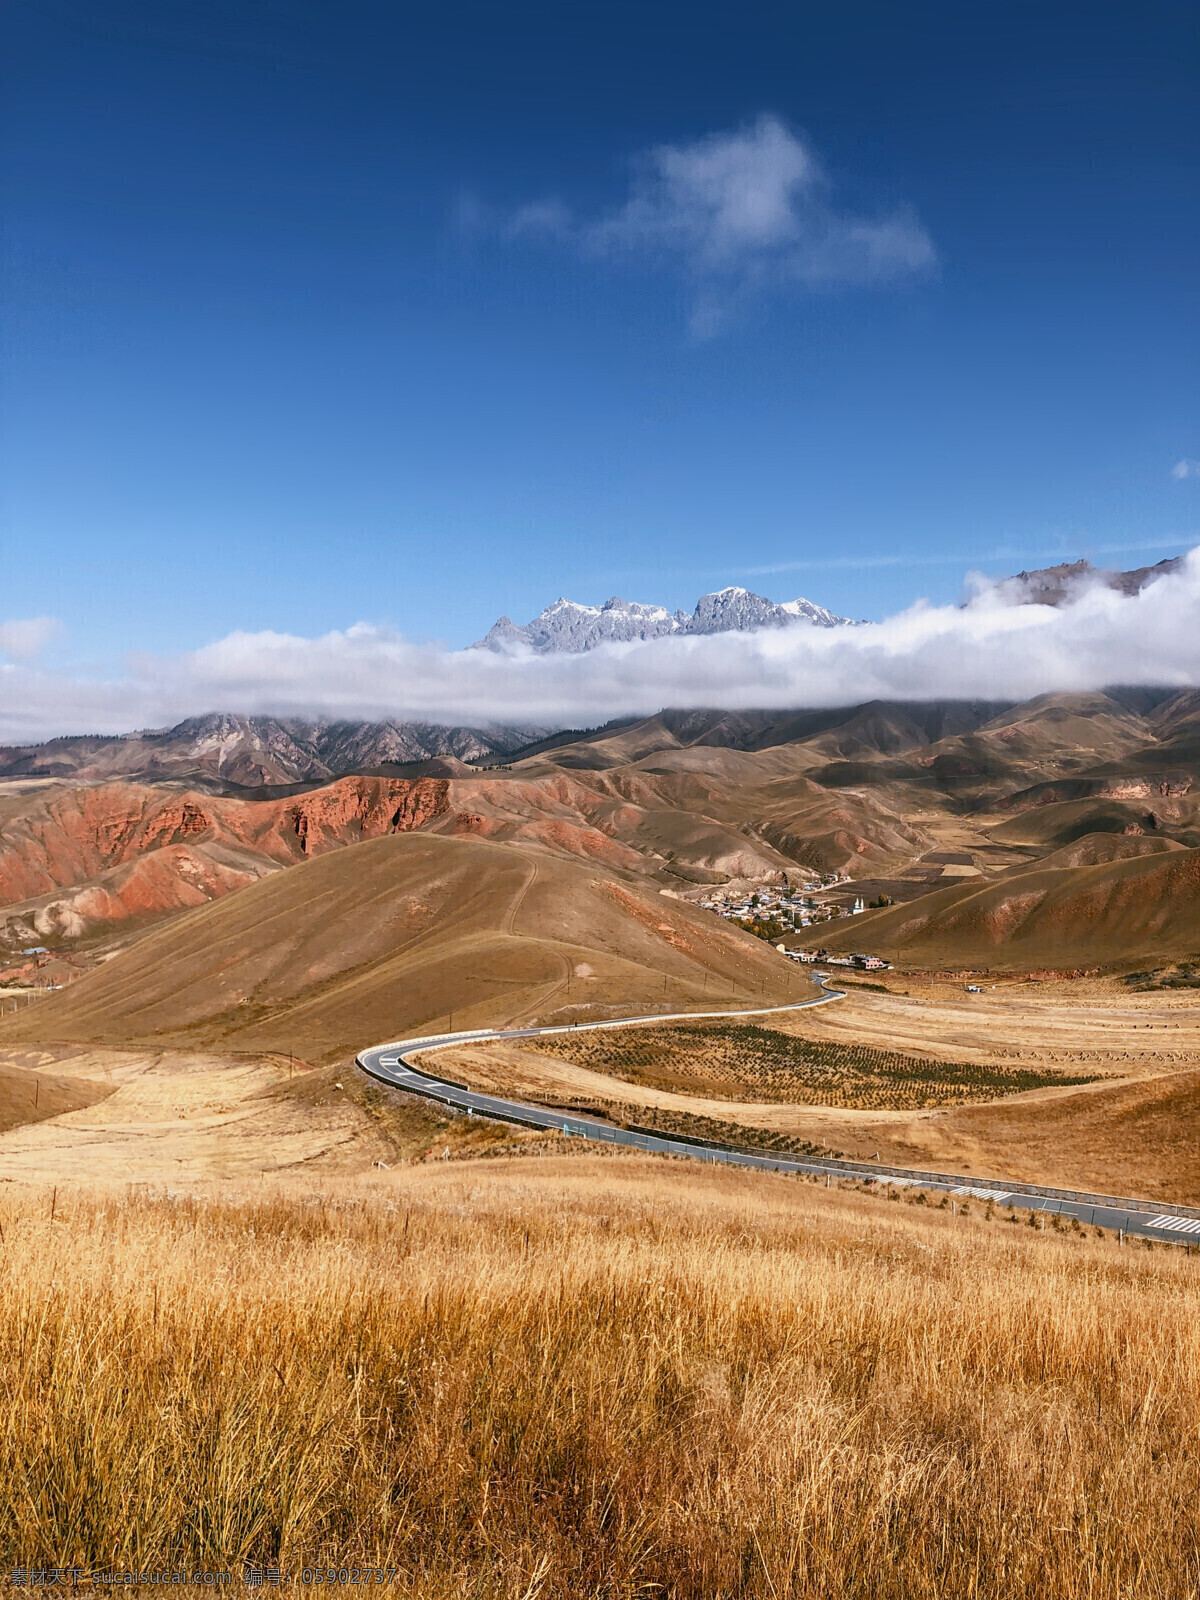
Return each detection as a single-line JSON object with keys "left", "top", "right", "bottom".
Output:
{"left": 476, "top": 586, "right": 851, "bottom": 654}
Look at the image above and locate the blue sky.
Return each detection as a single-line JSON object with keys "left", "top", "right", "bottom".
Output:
{"left": 3, "top": 0, "right": 1198, "bottom": 687}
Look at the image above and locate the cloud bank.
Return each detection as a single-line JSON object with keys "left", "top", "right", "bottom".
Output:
{"left": 0, "top": 616, "right": 63, "bottom": 660}
{"left": 3, "top": 554, "right": 1200, "bottom": 744}
{"left": 501, "top": 115, "right": 937, "bottom": 334}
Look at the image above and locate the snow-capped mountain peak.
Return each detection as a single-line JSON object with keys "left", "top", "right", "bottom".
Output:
{"left": 474, "top": 586, "right": 850, "bottom": 654}
{"left": 542, "top": 597, "right": 600, "bottom": 620}
{"left": 780, "top": 596, "right": 844, "bottom": 627}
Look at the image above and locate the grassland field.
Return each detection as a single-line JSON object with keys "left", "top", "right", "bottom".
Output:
{"left": 3, "top": 1159, "right": 1199, "bottom": 1599}
{"left": 3, "top": 970, "right": 1200, "bottom": 1597}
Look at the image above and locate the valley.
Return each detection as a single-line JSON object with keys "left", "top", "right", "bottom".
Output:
{"left": 11, "top": 4, "right": 1194, "bottom": 1583}
{"left": 6, "top": 681, "right": 1200, "bottom": 1600}
{"left": 418, "top": 977, "right": 1200, "bottom": 1202}
{"left": 5, "top": 683, "right": 1200, "bottom": 1211}
{"left": 8, "top": 685, "right": 1200, "bottom": 983}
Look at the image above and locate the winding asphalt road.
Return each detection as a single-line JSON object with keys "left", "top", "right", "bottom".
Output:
{"left": 357, "top": 978, "right": 1200, "bottom": 1245}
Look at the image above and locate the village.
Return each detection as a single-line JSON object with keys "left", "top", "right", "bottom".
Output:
{"left": 696, "top": 877, "right": 892, "bottom": 972}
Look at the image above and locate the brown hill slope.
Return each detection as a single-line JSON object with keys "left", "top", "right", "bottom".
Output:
{"left": 988, "top": 795, "right": 1200, "bottom": 848}
{"left": 0, "top": 833, "right": 809, "bottom": 1063}
{"left": 531, "top": 701, "right": 1012, "bottom": 772}
{"left": 3, "top": 689, "right": 1184, "bottom": 801}
{"left": 968, "top": 691, "right": 1153, "bottom": 766}
{"left": 0, "top": 757, "right": 937, "bottom": 953}
{"left": 908, "top": 1067, "right": 1200, "bottom": 1200}
{"left": 11, "top": 687, "right": 1200, "bottom": 971}
{"left": 815, "top": 847, "right": 1200, "bottom": 968}
{"left": 911, "top": 692, "right": 1159, "bottom": 801}
{"left": 0, "top": 1052, "right": 114, "bottom": 1132}
{"left": 998, "top": 832, "right": 1184, "bottom": 873}
{"left": 0, "top": 778, "right": 453, "bottom": 948}
{"left": 1, "top": 842, "right": 274, "bottom": 945}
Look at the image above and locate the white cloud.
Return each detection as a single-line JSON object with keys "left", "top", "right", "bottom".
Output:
{"left": 1172, "top": 459, "right": 1200, "bottom": 480}
{"left": 3, "top": 555, "right": 1200, "bottom": 745}
{"left": 502, "top": 115, "right": 937, "bottom": 334}
{"left": 0, "top": 616, "right": 62, "bottom": 660}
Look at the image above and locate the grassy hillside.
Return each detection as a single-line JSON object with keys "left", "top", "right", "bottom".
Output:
{"left": 0, "top": 832, "right": 808, "bottom": 1062}
{"left": 16, "top": 688, "right": 1200, "bottom": 980}
{"left": 989, "top": 796, "right": 1200, "bottom": 849}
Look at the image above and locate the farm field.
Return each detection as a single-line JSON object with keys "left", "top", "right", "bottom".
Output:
{"left": 528, "top": 1019, "right": 1102, "bottom": 1109}
{"left": 427, "top": 979, "right": 1200, "bottom": 1200}
{"left": 3, "top": 1157, "right": 1198, "bottom": 1599}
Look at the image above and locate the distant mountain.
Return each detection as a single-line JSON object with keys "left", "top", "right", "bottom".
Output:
{"left": 475, "top": 586, "right": 850, "bottom": 654}
{"left": 990, "top": 557, "right": 1185, "bottom": 608}
{"left": 11, "top": 688, "right": 1200, "bottom": 971}
{"left": 475, "top": 561, "right": 1183, "bottom": 652}
{"left": 5, "top": 560, "right": 1187, "bottom": 795}
{"left": 0, "top": 714, "right": 549, "bottom": 792}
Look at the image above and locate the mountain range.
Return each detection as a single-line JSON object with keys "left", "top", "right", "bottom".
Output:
{"left": 0, "top": 557, "right": 1188, "bottom": 794}
{"left": 474, "top": 585, "right": 850, "bottom": 653}
{"left": 473, "top": 557, "right": 1188, "bottom": 655}
{"left": 9, "top": 684, "right": 1200, "bottom": 964}
{"left": 0, "top": 714, "right": 547, "bottom": 792}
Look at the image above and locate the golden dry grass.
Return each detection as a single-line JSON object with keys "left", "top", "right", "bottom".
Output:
{"left": 3, "top": 1157, "right": 1199, "bottom": 1597}
{"left": 0, "top": 1045, "right": 542, "bottom": 1184}
{"left": 768, "top": 979, "right": 1200, "bottom": 1076}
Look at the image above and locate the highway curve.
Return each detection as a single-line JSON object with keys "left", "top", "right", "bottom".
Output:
{"left": 357, "top": 978, "right": 1200, "bottom": 1245}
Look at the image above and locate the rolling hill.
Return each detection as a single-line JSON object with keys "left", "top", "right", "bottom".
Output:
{"left": 11, "top": 685, "right": 1200, "bottom": 981}
{"left": 0, "top": 757, "right": 930, "bottom": 955}
{"left": 815, "top": 845, "right": 1200, "bottom": 968}
{"left": 0, "top": 832, "right": 812, "bottom": 1062}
